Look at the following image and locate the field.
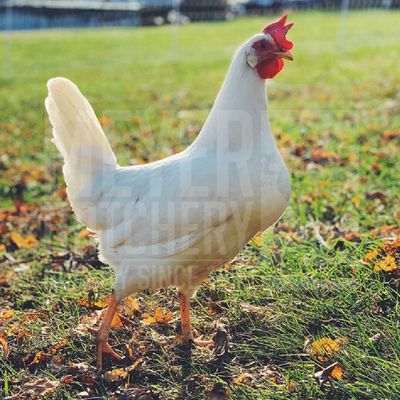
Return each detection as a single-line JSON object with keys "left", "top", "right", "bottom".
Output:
{"left": 0, "top": 10, "right": 400, "bottom": 399}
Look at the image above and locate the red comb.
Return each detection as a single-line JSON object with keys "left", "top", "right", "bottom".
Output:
{"left": 262, "top": 15, "right": 294, "bottom": 50}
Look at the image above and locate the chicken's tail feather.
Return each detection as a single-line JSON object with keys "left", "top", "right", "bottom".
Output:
{"left": 45, "top": 77, "right": 117, "bottom": 230}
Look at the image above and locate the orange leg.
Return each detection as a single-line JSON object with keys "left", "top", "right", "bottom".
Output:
{"left": 178, "top": 291, "right": 213, "bottom": 347}
{"left": 88, "top": 291, "right": 123, "bottom": 371}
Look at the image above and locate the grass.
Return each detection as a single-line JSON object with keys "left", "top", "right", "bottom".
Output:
{"left": 0, "top": 10, "right": 400, "bottom": 399}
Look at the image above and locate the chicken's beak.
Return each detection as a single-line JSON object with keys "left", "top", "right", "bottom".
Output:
{"left": 274, "top": 50, "right": 294, "bottom": 61}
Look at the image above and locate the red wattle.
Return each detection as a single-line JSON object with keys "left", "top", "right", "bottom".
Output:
{"left": 257, "top": 59, "right": 284, "bottom": 79}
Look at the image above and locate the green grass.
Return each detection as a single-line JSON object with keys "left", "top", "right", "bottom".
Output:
{"left": 1, "top": 10, "right": 400, "bottom": 399}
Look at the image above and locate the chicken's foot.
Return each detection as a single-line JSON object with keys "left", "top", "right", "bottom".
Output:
{"left": 178, "top": 291, "right": 214, "bottom": 347}
{"left": 88, "top": 291, "right": 123, "bottom": 371}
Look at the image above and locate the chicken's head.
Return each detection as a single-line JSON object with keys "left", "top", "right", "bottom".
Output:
{"left": 246, "top": 15, "right": 294, "bottom": 80}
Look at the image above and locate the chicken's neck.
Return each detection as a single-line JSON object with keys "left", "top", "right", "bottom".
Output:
{"left": 192, "top": 46, "right": 275, "bottom": 152}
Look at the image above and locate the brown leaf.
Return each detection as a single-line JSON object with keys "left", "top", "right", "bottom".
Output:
{"left": 343, "top": 232, "right": 361, "bottom": 242}
{"left": 371, "top": 162, "right": 381, "bottom": 173}
{"left": 0, "top": 334, "right": 10, "bottom": 358}
{"left": 99, "top": 115, "right": 111, "bottom": 127}
{"left": 382, "top": 129, "right": 400, "bottom": 142}
{"left": 133, "top": 116, "right": 143, "bottom": 126}
{"left": 24, "top": 351, "right": 51, "bottom": 367}
{"left": 22, "top": 377, "right": 60, "bottom": 397}
{"left": 143, "top": 307, "right": 172, "bottom": 325}
{"left": 370, "top": 225, "right": 400, "bottom": 238}
{"left": 123, "top": 296, "right": 140, "bottom": 316}
{"left": 310, "top": 148, "right": 342, "bottom": 165}
{"left": 49, "top": 354, "right": 65, "bottom": 373}
{"left": 234, "top": 372, "right": 253, "bottom": 385}
{"left": 0, "top": 271, "right": 14, "bottom": 287}
{"left": 383, "top": 237, "right": 400, "bottom": 255}
{"left": 104, "top": 367, "right": 128, "bottom": 383}
{"left": 311, "top": 337, "right": 347, "bottom": 361}
{"left": 366, "top": 191, "right": 387, "bottom": 203}
{"left": 79, "top": 297, "right": 110, "bottom": 310}
{"left": 374, "top": 255, "right": 397, "bottom": 272}
{"left": 10, "top": 231, "right": 38, "bottom": 248}
{"left": 142, "top": 314, "right": 156, "bottom": 324}
{"left": 50, "top": 338, "right": 69, "bottom": 353}
{"left": 0, "top": 309, "right": 14, "bottom": 320}
{"left": 110, "top": 313, "right": 123, "bottom": 328}
{"left": 251, "top": 231, "right": 265, "bottom": 247}
{"left": 155, "top": 307, "right": 172, "bottom": 324}
{"left": 78, "top": 228, "right": 90, "bottom": 238}
{"left": 54, "top": 186, "right": 67, "bottom": 199}
{"left": 314, "top": 362, "right": 343, "bottom": 387}
{"left": 75, "top": 311, "right": 102, "bottom": 335}
{"left": 62, "top": 375, "right": 74, "bottom": 384}
{"left": 364, "top": 249, "right": 379, "bottom": 262}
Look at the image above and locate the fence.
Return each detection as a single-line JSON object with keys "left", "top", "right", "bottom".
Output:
{"left": 0, "top": 0, "right": 398, "bottom": 31}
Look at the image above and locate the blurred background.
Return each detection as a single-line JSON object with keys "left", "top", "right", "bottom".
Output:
{"left": 0, "top": 0, "right": 398, "bottom": 31}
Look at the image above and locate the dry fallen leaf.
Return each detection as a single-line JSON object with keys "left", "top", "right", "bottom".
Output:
{"left": 343, "top": 232, "right": 361, "bottom": 242}
{"left": 311, "top": 337, "right": 347, "bottom": 361}
{"left": 24, "top": 351, "right": 51, "bottom": 367}
{"left": 78, "top": 228, "right": 90, "bottom": 238}
{"left": 10, "top": 231, "right": 38, "bottom": 248}
{"left": 369, "top": 332, "right": 384, "bottom": 343}
{"left": 0, "top": 309, "right": 14, "bottom": 320}
{"left": 382, "top": 129, "right": 400, "bottom": 142}
{"left": 234, "top": 372, "right": 253, "bottom": 385}
{"left": 54, "top": 186, "right": 67, "bottom": 199}
{"left": 104, "top": 367, "right": 128, "bottom": 383}
{"left": 0, "top": 271, "right": 13, "bottom": 287}
{"left": 364, "top": 249, "right": 379, "bottom": 262}
{"left": 133, "top": 116, "right": 143, "bottom": 126}
{"left": 123, "top": 296, "right": 140, "bottom": 316}
{"left": 0, "top": 334, "right": 10, "bottom": 358}
{"left": 99, "top": 115, "right": 111, "bottom": 127}
{"left": 383, "top": 237, "right": 400, "bottom": 255}
{"left": 374, "top": 255, "right": 397, "bottom": 272}
{"left": 314, "top": 362, "right": 344, "bottom": 387}
{"left": 330, "top": 363, "right": 344, "bottom": 380}
{"left": 50, "top": 338, "right": 70, "bottom": 353}
{"left": 155, "top": 307, "right": 172, "bottom": 324}
{"left": 80, "top": 297, "right": 110, "bottom": 310}
{"left": 142, "top": 307, "right": 173, "bottom": 325}
{"left": 22, "top": 377, "right": 60, "bottom": 397}
{"left": 75, "top": 311, "right": 102, "bottom": 335}
{"left": 370, "top": 225, "right": 400, "bottom": 238}
{"left": 109, "top": 312, "right": 123, "bottom": 328}
{"left": 252, "top": 232, "right": 265, "bottom": 247}
{"left": 310, "top": 148, "right": 341, "bottom": 165}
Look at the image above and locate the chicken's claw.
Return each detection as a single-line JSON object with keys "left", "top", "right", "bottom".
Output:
{"left": 193, "top": 337, "right": 214, "bottom": 347}
{"left": 88, "top": 326, "right": 124, "bottom": 371}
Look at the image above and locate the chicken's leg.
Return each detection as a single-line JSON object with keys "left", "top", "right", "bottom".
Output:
{"left": 88, "top": 291, "right": 123, "bottom": 371}
{"left": 178, "top": 291, "right": 213, "bottom": 347}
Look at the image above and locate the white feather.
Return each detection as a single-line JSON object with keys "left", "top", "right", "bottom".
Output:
{"left": 45, "top": 34, "right": 291, "bottom": 300}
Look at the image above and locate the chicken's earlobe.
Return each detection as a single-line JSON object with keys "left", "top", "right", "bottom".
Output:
{"left": 246, "top": 51, "right": 258, "bottom": 69}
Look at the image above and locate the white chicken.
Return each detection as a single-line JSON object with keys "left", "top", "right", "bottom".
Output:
{"left": 45, "top": 15, "right": 294, "bottom": 370}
